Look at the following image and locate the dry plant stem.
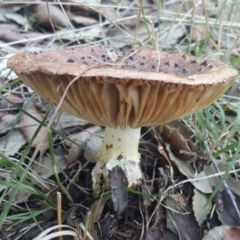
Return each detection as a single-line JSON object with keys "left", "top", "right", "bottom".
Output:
{"left": 205, "top": 142, "right": 240, "bottom": 220}
{"left": 92, "top": 126, "right": 142, "bottom": 190}
{"left": 132, "top": 0, "right": 143, "bottom": 47}
{"left": 83, "top": 211, "right": 91, "bottom": 240}
{"left": 57, "top": 192, "right": 63, "bottom": 240}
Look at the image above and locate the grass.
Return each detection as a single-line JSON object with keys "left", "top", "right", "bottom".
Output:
{"left": 0, "top": 0, "right": 240, "bottom": 239}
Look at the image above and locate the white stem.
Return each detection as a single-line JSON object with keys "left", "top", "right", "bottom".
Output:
{"left": 92, "top": 126, "right": 142, "bottom": 190}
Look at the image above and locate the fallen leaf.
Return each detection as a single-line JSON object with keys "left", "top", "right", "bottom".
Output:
{"left": 83, "top": 129, "right": 104, "bottom": 162}
{"left": 156, "top": 123, "right": 191, "bottom": 160}
{"left": 19, "top": 103, "right": 49, "bottom": 152}
{"left": 54, "top": 112, "right": 87, "bottom": 131}
{"left": 5, "top": 10, "right": 27, "bottom": 26}
{"left": 0, "top": 114, "right": 17, "bottom": 135}
{"left": 204, "top": 159, "right": 240, "bottom": 196}
{"left": 166, "top": 194, "right": 201, "bottom": 240}
{"left": 64, "top": 125, "right": 102, "bottom": 163}
{"left": 35, "top": 4, "right": 69, "bottom": 28}
{"left": 106, "top": 20, "right": 152, "bottom": 48}
{"left": 166, "top": 144, "right": 213, "bottom": 193}
{"left": 58, "top": 25, "right": 101, "bottom": 41}
{"left": 88, "top": 195, "right": 110, "bottom": 239}
{"left": 70, "top": 15, "right": 98, "bottom": 26}
{"left": 192, "top": 188, "right": 212, "bottom": 226}
{"left": 0, "top": 130, "right": 26, "bottom": 157}
{"left": 34, "top": 147, "right": 68, "bottom": 179}
{"left": 0, "top": 23, "right": 45, "bottom": 43}
{"left": 216, "top": 190, "right": 240, "bottom": 226}
{"left": 156, "top": 22, "right": 185, "bottom": 48}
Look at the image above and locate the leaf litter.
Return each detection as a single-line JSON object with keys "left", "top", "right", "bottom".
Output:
{"left": 0, "top": 0, "right": 240, "bottom": 239}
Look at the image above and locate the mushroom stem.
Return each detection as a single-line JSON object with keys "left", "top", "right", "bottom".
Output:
{"left": 92, "top": 126, "right": 142, "bottom": 190}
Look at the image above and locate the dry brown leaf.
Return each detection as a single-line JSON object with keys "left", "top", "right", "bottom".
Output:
{"left": 0, "top": 23, "right": 19, "bottom": 42}
{"left": 156, "top": 22, "right": 185, "bottom": 48}
{"left": 54, "top": 112, "right": 87, "bottom": 131}
{"left": 4, "top": 10, "right": 27, "bottom": 26}
{"left": 166, "top": 144, "right": 213, "bottom": 193}
{"left": 19, "top": 103, "right": 48, "bottom": 152}
{"left": 156, "top": 122, "right": 191, "bottom": 160}
{"left": 10, "top": 189, "right": 31, "bottom": 204}
{"left": 192, "top": 188, "right": 212, "bottom": 226}
{"left": 203, "top": 226, "right": 240, "bottom": 240}
{"left": 227, "top": 81, "right": 240, "bottom": 99}
{"left": 105, "top": 20, "right": 152, "bottom": 48}
{"left": 223, "top": 226, "right": 240, "bottom": 240}
{"left": 0, "top": 171, "right": 12, "bottom": 192}
{"left": 0, "top": 9, "right": 7, "bottom": 22}
{"left": 166, "top": 194, "right": 201, "bottom": 240}
{"left": 0, "top": 114, "right": 17, "bottom": 134}
{"left": 70, "top": 15, "right": 98, "bottom": 26}
{"left": 190, "top": 25, "right": 208, "bottom": 43}
{"left": 33, "top": 147, "right": 68, "bottom": 179}
{"left": 64, "top": 126, "right": 102, "bottom": 163}
{"left": 84, "top": 129, "right": 104, "bottom": 162}
{"left": 0, "top": 93, "right": 24, "bottom": 117}
{"left": 88, "top": 195, "right": 110, "bottom": 239}
{"left": 35, "top": 4, "right": 69, "bottom": 28}
{"left": 0, "top": 23, "right": 45, "bottom": 43}
{"left": 0, "top": 130, "right": 26, "bottom": 157}
{"left": 203, "top": 225, "right": 230, "bottom": 240}
{"left": 215, "top": 190, "right": 240, "bottom": 226}
{"left": 57, "top": 25, "right": 101, "bottom": 41}
{"left": 204, "top": 160, "right": 240, "bottom": 196}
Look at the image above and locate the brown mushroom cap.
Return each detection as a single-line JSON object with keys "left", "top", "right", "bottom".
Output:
{"left": 7, "top": 45, "right": 238, "bottom": 128}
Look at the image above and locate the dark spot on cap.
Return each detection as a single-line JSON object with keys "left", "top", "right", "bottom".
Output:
{"left": 191, "top": 59, "right": 197, "bottom": 64}
{"left": 83, "top": 61, "right": 88, "bottom": 65}
{"left": 208, "top": 65, "right": 213, "bottom": 69}
{"left": 201, "top": 60, "right": 207, "bottom": 66}
{"left": 152, "top": 65, "right": 156, "bottom": 69}
{"left": 81, "top": 56, "right": 85, "bottom": 60}
{"left": 165, "top": 62, "right": 170, "bottom": 66}
{"left": 117, "top": 154, "right": 123, "bottom": 160}
{"left": 106, "top": 144, "right": 113, "bottom": 150}
{"left": 88, "top": 56, "right": 91, "bottom": 59}
{"left": 91, "top": 48, "right": 95, "bottom": 52}
{"left": 140, "top": 62, "right": 145, "bottom": 66}
{"left": 67, "top": 59, "right": 74, "bottom": 63}
{"left": 129, "top": 56, "right": 134, "bottom": 60}
{"left": 106, "top": 57, "right": 110, "bottom": 60}
{"left": 197, "top": 68, "right": 202, "bottom": 72}
{"left": 101, "top": 55, "right": 106, "bottom": 58}
{"left": 174, "top": 63, "right": 179, "bottom": 67}
{"left": 154, "top": 22, "right": 159, "bottom": 28}
{"left": 182, "top": 68, "right": 188, "bottom": 74}
{"left": 196, "top": 98, "right": 200, "bottom": 102}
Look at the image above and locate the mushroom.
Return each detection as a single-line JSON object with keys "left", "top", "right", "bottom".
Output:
{"left": 7, "top": 45, "right": 238, "bottom": 190}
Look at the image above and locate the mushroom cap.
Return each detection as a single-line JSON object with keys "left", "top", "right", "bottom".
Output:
{"left": 8, "top": 45, "right": 238, "bottom": 128}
